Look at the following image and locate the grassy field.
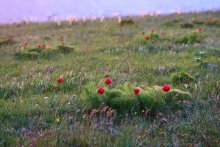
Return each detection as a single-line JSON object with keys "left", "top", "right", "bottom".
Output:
{"left": 0, "top": 11, "right": 220, "bottom": 146}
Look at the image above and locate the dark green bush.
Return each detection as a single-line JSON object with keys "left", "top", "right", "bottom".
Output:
{"left": 163, "top": 19, "right": 183, "bottom": 27}
{"left": 56, "top": 45, "right": 74, "bottom": 54}
{"left": 0, "top": 38, "right": 14, "bottom": 46}
{"left": 0, "top": 85, "right": 22, "bottom": 99}
{"left": 120, "top": 19, "right": 135, "bottom": 26}
{"left": 179, "top": 22, "right": 194, "bottom": 28}
{"left": 205, "top": 19, "right": 220, "bottom": 26}
{"left": 42, "top": 35, "right": 52, "bottom": 41}
{"left": 14, "top": 51, "right": 39, "bottom": 60}
{"left": 171, "top": 72, "right": 195, "bottom": 84}
{"left": 136, "top": 32, "right": 165, "bottom": 46}
{"left": 174, "top": 32, "right": 205, "bottom": 44}
{"left": 191, "top": 19, "right": 205, "bottom": 25}
{"left": 14, "top": 45, "right": 74, "bottom": 60}
{"left": 164, "top": 89, "right": 192, "bottom": 109}
{"left": 82, "top": 83, "right": 192, "bottom": 114}
{"left": 137, "top": 86, "right": 165, "bottom": 112}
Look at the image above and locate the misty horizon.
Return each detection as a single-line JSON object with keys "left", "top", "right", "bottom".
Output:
{"left": 0, "top": 0, "right": 220, "bottom": 23}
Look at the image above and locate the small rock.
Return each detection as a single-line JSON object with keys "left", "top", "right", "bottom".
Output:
{"left": 200, "top": 62, "right": 218, "bottom": 70}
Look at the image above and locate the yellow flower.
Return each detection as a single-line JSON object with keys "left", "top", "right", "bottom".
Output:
{"left": 134, "top": 112, "right": 137, "bottom": 115}
{"left": 55, "top": 118, "right": 60, "bottom": 123}
{"left": 142, "top": 110, "right": 145, "bottom": 113}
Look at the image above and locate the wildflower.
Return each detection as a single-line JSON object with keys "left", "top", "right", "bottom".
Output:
{"left": 145, "top": 35, "right": 153, "bottom": 44}
{"left": 197, "top": 28, "right": 202, "bottom": 31}
{"left": 145, "top": 36, "right": 150, "bottom": 41}
{"left": 61, "top": 41, "right": 65, "bottom": 45}
{"left": 162, "top": 85, "right": 170, "bottom": 92}
{"left": 134, "top": 112, "right": 137, "bottom": 115}
{"left": 134, "top": 88, "right": 140, "bottom": 95}
{"left": 55, "top": 118, "right": 60, "bottom": 123}
{"left": 37, "top": 44, "right": 42, "bottom": 48}
{"left": 23, "top": 41, "right": 28, "bottom": 46}
{"left": 150, "top": 30, "right": 155, "bottom": 34}
{"left": 57, "top": 77, "right": 64, "bottom": 83}
{"left": 98, "top": 87, "right": 105, "bottom": 94}
{"left": 141, "top": 32, "right": 145, "bottom": 35}
{"left": 160, "top": 32, "right": 165, "bottom": 36}
{"left": 42, "top": 44, "right": 46, "bottom": 48}
{"left": 194, "top": 27, "right": 202, "bottom": 32}
{"left": 142, "top": 110, "right": 145, "bottom": 113}
{"left": 105, "top": 78, "right": 112, "bottom": 85}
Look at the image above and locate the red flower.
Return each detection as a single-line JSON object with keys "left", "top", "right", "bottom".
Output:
{"left": 23, "top": 41, "right": 28, "bottom": 46}
{"left": 105, "top": 78, "right": 112, "bottom": 85}
{"left": 42, "top": 44, "right": 46, "bottom": 48}
{"left": 61, "top": 41, "right": 65, "bottom": 45}
{"left": 98, "top": 87, "right": 105, "bottom": 94}
{"left": 57, "top": 77, "right": 64, "bottom": 83}
{"left": 197, "top": 28, "right": 202, "bottom": 31}
{"left": 194, "top": 28, "right": 202, "bottom": 32}
{"left": 37, "top": 44, "right": 42, "bottom": 48}
{"left": 162, "top": 85, "right": 170, "bottom": 92}
{"left": 134, "top": 88, "right": 140, "bottom": 95}
{"left": 145, "top": 36, "right": 152, "bottom": 44}
{"left": 160, "top": 32, "right": 165, "bottom": 36}
{"left": 145, "top": 36, "right": 150, "bottom": 41}
{"left": 150, "top": 30, "right": 155, "bottom": 34}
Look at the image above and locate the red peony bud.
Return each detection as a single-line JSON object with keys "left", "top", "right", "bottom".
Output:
{"left": 37, "top": 44, "right": 42, "bottom": 48}
{"left": 23, "top": 41, "right": 29, "bottom": 46}
{"left": 162, "top": 85, "right": 170, "bottom": 92}
{"left": 57, "top": 77, "right": 64, "bottom": 83}
{"left": 98, "top": 87, "right": 105, "bottom": 94}
{"left": 105, "top": 78, "right": 112, "bottom": 85}
{"left": 134, "top": 88, "right": 140, "bottom": 95}
{"left": 150, "top": 30, "right": 155, "bottom": 34}
{"left": 160, "top": 32, "right": 165, "bottom": 36}
{"left": 146, "top": 36, "right": 150, "bottom": 41}
{"left": 197, "top": 28, "right": 202, "bottom": 31}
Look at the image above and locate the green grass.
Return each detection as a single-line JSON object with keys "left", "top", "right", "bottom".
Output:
{"left": 0, "top": 11, "right": 220, "bottom": 146}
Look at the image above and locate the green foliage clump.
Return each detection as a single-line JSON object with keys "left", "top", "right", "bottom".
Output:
{"left": 179, "top": 22, "right": 194, "bottom": 28}
{"left": 56, "top": 45, "right": 74, "bottom": 54}
{"left": 164, "top": 89, "right": 192, "bottom": 109}
{"left": 0, "top": 85, "right": 22, "bottom": 99}
{"left": 14, "top": 45, "right": 74, "bottom": 60}
{"left": 164, "top": 89, "right": 192, "bottom": 103}
{"left": 191, "top": 18, "right": 205, "bottom": 25}
{"left": 207, "top": 49, "right": 220, "bottom": 58}
{"left": 205, "top": 18, "right": 220, "bottom": 26}
{"left": 162, "top": 19, "right": 183, "bottom": 27}
{"left": 0, "top": 37, "right": 14, "bottom": 46}
{"left": 137, "top": 86, "right": 165, "bottom": 112}
{"left": 82, "top": 83, "right": 191, "bottom": 113}
{"left": 81, "top": 82, "right": 104, "bottom": 109}
{"left": 149, "top": 33, "right": 160, "bottom": 40}
{"left": 14, "top": 51, "right": 39, "bottom": 60}
{"left": 136, "top": 32, "right": 165, "bottom": 47}
{"left": 174, "top": 32, "right": 205, "bottom": 44}
{"left": 42, "top": 35, "right": 52, "bottom": 41}
{"left": 120, "top": 19, "right": 135, "bottom": 26}
{"left": 171, "top": 72, "right": 195, "bottom": 84}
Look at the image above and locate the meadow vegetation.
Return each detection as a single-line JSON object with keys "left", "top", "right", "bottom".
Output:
{"left": 0, "top": 11, "right": 219, "bottom": 146}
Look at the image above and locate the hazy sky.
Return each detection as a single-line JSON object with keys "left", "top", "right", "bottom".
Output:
{"left": 0, "top": 0, "right": 220, "bottom": 23}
